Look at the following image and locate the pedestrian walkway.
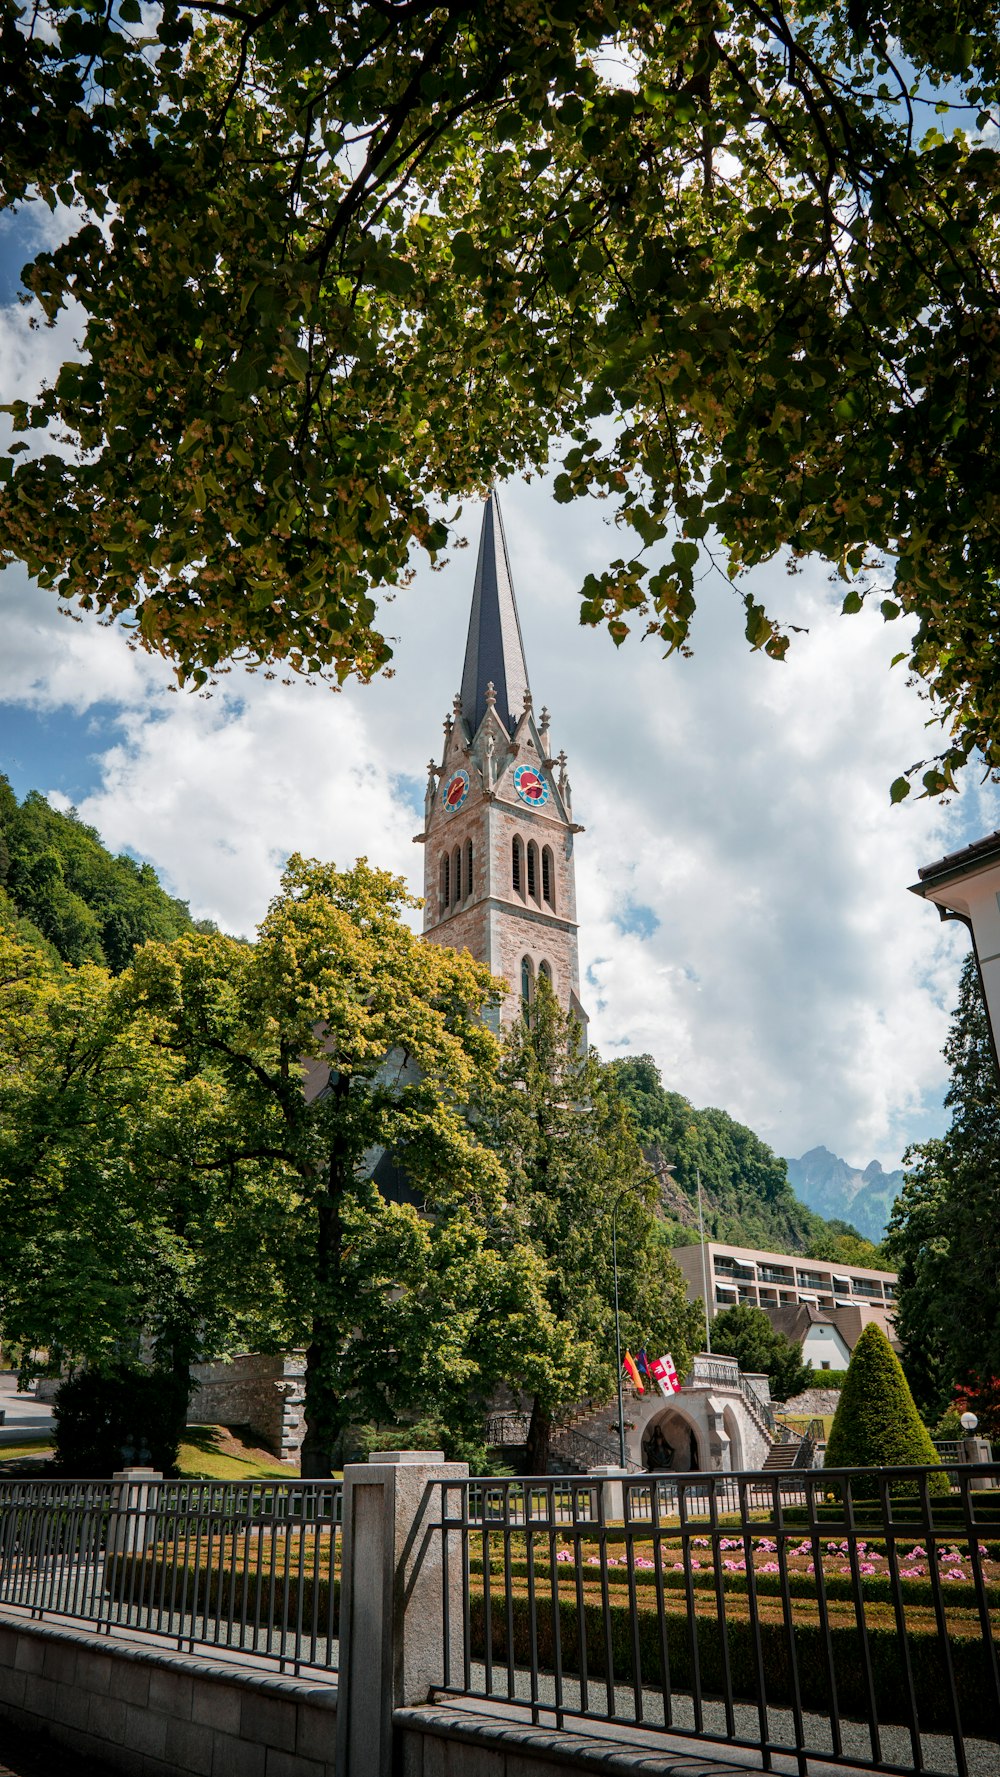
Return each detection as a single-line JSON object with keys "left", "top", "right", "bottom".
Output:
{"left": 0, "top": 1721, "right": 117, "bottom": 1775}
{"left": 0, "top": 1374, "right": 53, "bottom": 1447}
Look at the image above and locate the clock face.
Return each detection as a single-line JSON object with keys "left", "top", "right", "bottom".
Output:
{"left": 441, "top": 769, "right": 470, "bottom": 812}
{"left": 513, "top": 764, "right": 549, "bottom": 807}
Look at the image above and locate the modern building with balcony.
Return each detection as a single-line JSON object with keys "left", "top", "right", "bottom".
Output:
{"left": 672, "top": 1239, "right": 898, "bottom": 1362}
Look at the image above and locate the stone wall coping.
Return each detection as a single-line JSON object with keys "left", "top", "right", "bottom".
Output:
{"left": 0, "top": 1606, "right": 338, "bottom": 1707}
{"left": 395, "top": 1701, "right": 884, "bottom": 1777}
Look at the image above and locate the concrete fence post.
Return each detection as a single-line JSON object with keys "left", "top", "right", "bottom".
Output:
{"left": 334, "top": 1450, "right": 468, "bottom": 1777}
{"left": 108, "top": 1466, "right": 162, "bottom": 1561}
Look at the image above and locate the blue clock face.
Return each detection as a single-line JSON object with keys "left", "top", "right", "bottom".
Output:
{"left": 513, "top": 764, "right": 549, "bottom": 807}
{"left": 442, "top": 769, "right": 470, "bottom": 812}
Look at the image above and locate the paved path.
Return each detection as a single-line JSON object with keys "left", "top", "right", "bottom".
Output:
{"left": 0, "top": 1375, "right": 53, "bottom": 1448}
{"left": 0, "top": 1722, "right": 116, "bottom": 1775}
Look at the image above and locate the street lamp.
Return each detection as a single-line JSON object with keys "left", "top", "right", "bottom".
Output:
{"left": 612, "top": 1192, "right": 627, "bottom": 1469}
{"left": 960, "top": 1412, "right": 979, "bottom": 1434}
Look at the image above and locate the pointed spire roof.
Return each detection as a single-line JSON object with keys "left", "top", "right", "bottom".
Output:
{"left": 460, "top": 492, "right": 530, "bottom": 736}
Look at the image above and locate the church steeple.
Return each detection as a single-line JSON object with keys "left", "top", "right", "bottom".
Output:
{"left": 460, "top": 492, "right": 530, "bottom": 736}
{"left": 418, "top": 492, "right": 586, "bottom": 1032}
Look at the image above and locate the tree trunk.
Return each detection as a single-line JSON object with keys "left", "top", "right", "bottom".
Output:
{"left": 300, "top": 1089, "right": 350, "bottom": 1479}
{"left": 525, "top": 1396, "right": 551, "bottom": 1476}
{"left": 299, "top": 1335, "right": 342, "bottom": 1478}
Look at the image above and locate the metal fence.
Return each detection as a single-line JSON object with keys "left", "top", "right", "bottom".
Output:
{"left": 0, "top": 1476, "right": 341, "bottom": 1675}
{"left": 428, "top": 1466, "right": 1000, "bottom": 1777}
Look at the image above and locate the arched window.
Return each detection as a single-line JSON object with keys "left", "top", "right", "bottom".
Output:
{"left": 539, "top": 958, "right": 553, "bottom": 992}
{"left": 466, "top": 839, "right": 473, "bottom": 898}
{"left": 452, "top": 845, "right": 462, "bottom": 905}
{"left": 512, "top": 835, "right": 524, "bottom": 896}
{"left": 527, "top": 840, "right": 538, "bottom": 900}
{"left": 521, "top": 954, "right": 534, "bottom": 1010}
{"left": 542, "top": 846, "right": 555, "bottom": 909}
{"left": 440, "top": 852, "right": 450, "bottom": 909}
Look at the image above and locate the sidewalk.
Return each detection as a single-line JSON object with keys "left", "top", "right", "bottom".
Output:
{"left": 0, "top": 1374, "right": 53, "bottom": 1447}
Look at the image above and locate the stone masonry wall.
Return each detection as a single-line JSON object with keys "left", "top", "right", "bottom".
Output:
{"left": 0, "top": 1614, "right": 337, "bottom": 1777}
{"left": 187, "top": 1353, "right": 305, "bottom": 1461}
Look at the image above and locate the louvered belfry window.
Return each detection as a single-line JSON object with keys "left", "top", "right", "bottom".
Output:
{"left": 512, "top": 836, "right": 523, "bottom": 895}
{"left": 527, "top": 841, "right": 538, "bottom": 900}
{"left": 542, "top": 846, "right": 554, "bottom": 908}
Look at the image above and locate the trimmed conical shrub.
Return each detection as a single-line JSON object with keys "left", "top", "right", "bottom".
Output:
{"left": 826, "top": 1323, "right": 947, "bottom": 1494}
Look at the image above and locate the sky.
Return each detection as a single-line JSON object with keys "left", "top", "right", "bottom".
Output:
{"left": 1, "top": 209, "right": 993, "bottom": 1175}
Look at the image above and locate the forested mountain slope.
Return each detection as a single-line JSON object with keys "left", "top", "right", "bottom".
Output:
{"left": 611, "top": 1054, "right": 838, "bottom": 1256}
{"left": 0, "top": 778, "right": 203, "bottom": 970}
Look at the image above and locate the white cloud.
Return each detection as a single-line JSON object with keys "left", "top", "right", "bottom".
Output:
{"left": 0, "top": 465, "right": 990, "bottom": 1171}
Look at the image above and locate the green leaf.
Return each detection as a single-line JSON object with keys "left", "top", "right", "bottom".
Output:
{"left": 889, "top": 777, "right": 911, "bottom": 803}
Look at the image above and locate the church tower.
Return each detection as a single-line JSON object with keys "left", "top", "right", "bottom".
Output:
{"left": 417, "top": 493, "right": 587, "bottom": 1029}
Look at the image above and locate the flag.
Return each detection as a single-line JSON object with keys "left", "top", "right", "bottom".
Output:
{"left": 637, "top": 1349, "right": 652, "bottom": 1384}
{"left": 650, "top": 1353, "right": 681, "bottom": 1396}
{"left": 622, "top": 1350, "right": 644, "bottom": 1393}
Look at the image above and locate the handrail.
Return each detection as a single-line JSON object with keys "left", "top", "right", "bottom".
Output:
{"left": 550, "top": 1425, "right": 644, "bottom": 1474}
{"left": 687, "top": 1355, "right": 777, "bottom": 1436}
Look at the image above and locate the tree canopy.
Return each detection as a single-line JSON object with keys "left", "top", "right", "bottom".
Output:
{"left": 4, "top": 1, "right": 1000, "bottom": 792}
{"left": 486, "top": 984, "right": 701, "bottom": 1468}
{"left": 886, "top": 953, "right": 1000, "bottom": 1421}
{"left": 710, "top": 1300, "right": 813, "bottom": 1402}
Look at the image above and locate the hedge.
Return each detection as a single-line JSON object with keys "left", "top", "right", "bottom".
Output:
{"left": 473, "top": 1582, "right": 998, "bottom": 1737}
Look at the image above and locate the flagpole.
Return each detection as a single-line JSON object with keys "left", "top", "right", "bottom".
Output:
{"left": 696, "top": 1166, "right": 712, "bottom": 1354}
{"left": 612, "top": 1192, "right": 626, "bottom": 1469}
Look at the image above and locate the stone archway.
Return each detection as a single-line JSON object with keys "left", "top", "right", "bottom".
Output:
{"left": 722, "top": 1404, "right": 744, "bottom": 1471}
{"left": 641, "top": 1407, "right": 702, "bottom": 1473}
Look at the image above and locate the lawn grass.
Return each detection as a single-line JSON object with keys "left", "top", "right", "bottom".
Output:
{"left": 0, "top": 1426, "right": 296, "bottom": 1481}
{"left": 177, "top": 1426, "right": 297, "bottom": 1481}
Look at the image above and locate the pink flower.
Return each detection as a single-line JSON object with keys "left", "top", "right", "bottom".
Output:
{"left": 806, "top": 1562, "right": 816, "bottom": 1574}
{"left": 944, "top": 1568, "right": 966, "bottom": 1581}
{"left": 673, "top": 1561, "right": 684, "bottom": 1570}
{"left": 587, "top": 1556, "right": 600, "bottom": 1566}
{"left": 723, "top": 1559, "right": 744, "bottom": 1572}
{"left": 693, "top": 1537, "right": 709, "bottom": 1548}
{"left": 556, "top": 1550, "right": 572, "bottom": 1562}
{"left": 758, "top": 1561, "right": 779, "bottom": 1574}
{"left": 859, "top": 1563, "right": 876, "bottom": 1575}
{"left": 690, "top": 1559, "right": 702, "bottom": 1569}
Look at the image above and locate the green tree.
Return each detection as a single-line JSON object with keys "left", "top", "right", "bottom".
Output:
{"left": 5, "top": 6, "right": 1000, "bottom": 793}
{"left": 709, "top": 1302, "right": 813, "bottom": 1403}
{"left": 488, "top": 983, "right": 699, "bottom": 1471}
{"left": 611, "top": 1054, "right": 825, "bottom": 1253}
{"left": 825, "top": 1322, "right": 946, "bottom": 1492}
{"left": 0, "top": 927, "right": 296, "bottom": 1399}
{"left": 805, "top": 1222, "right": 887, "bottom": 1269}
{"left": 886, "top": 953, "right": 1000, "bottom": 1420}
{"left": 127, "top": 853, "right": 517, "bottom": 1475}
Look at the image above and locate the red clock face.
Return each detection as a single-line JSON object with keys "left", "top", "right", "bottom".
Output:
{"left": 513, "top": 764, "right": 549, "bottom": 807}
{"left": 442, "top": 769, "right": 470, "bottom": 812}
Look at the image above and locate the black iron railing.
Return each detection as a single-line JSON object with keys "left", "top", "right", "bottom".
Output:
{"left": 426, "top": 1465, "right": 1000, "bottom": 1777}
{"left": 0, "top": 1476, "right": 341, "bottom": 1674}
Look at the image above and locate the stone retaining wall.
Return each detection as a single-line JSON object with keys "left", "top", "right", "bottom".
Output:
{"left": 187, "top": 1353, "right": 306, "bottom": 1460}
{"left": 0, "top": 1613, "right": 336, "bottom": 1777}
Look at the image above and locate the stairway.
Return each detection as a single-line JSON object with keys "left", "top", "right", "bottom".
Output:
{"left": 761, "top": 1440, "right": 799, "bottom": 1471}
